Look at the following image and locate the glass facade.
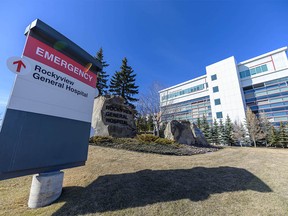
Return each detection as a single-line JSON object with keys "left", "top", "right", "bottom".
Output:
{"left": 161, "top": 83, "right": 207, "bottom": 101}
{"left": 239, "top": 64, "right": 268, "bottom": 79}
{"left": 161, "top": 96, "right": 212, "bottom": 123}
{"left": 244, "top": 76, "right": 288, "bottom": 126}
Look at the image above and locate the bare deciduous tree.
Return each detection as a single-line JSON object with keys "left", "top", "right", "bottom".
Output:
{"left": 138, "top": 82, "right": 164, "bottom": 136}
{"left": 245, "top": 107, "right": 264, "bottom": 147}
{"left": 232, "top": 120, "right": 246, "bottom": 147}
{"left": 258, "top": 111, "right": 272, "bottom": 147}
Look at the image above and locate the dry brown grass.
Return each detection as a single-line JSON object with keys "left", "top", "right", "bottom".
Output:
{"left": 1, "top": 146, "right": 288, "bottom": 216}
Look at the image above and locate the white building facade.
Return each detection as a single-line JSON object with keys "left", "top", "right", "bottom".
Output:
{"left": 159, "top": 47, "right": 288, "bottom": 126}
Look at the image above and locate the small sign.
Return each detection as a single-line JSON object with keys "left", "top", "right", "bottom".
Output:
{"left": 7, "top": 56, "right": 31, "bottom": 75}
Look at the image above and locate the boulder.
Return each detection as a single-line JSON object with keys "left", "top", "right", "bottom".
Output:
{"left": 164, "top": 120, "right": 209, "bottom": 147}
{"left": 91, "top": 95, "right": 136, "bottom": 138}
{"left": 164, "top": 120, "right": 196, "bottom": 145}
{"left": 191, "top": 123, "right": 209, "bottom": 147}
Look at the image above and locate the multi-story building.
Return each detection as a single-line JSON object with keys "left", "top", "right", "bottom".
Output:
{"left": 159, "top": 47, "right": 288, "bottom": 126}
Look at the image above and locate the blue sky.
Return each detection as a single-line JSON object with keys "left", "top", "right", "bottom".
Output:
{"left": 0, "top": 0, "right": 288, "bottom": 121}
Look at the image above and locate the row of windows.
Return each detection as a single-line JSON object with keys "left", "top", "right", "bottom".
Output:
{"left": 247, "top": 96, "right": 288, "bottom": 107}
{"left": 161, "top": 96, "right": 210, "bottom": 109}
{"left": 161, "top": 83, "right": 207, "bottom": 101}
{"left": 250, "top": 101, "right": 288, "bottom": 110}
{"left": 161, "top": 95, "right": 212, "bottom": 122}
{"left": 211, "top": 72, "right": 222, "bottom": 117}
{"left": 163, "top": 103, "right": 211, "bottom": 116}
{"left": 245, "top": 86, "right": 288, "bottom": 99}
{"left": 243, "top": 76, "right": 288, "bottom": 92}
{"left": 245, "top": 91, "right": 288, "bottom": 103}
{"left": 244, "top": 77, "right": 288, "bottom": 124}
{"left": 239, "top": 64, "right": 268, "bottom": 79}
{"left": 162, "top": 112, "right": 213, "bottom": 123}
{"left": 262, "top": 111, "right": 288, "bottom": 118}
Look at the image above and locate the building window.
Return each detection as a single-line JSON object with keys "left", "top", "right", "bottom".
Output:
{"left": 211, "top": 74, "right": 217, "bottom": 81}
{"left": 213, "top": 86, "right": 219, "bottom": 93}
{"left": 239, "top": 64, "right": 268, "bottom": 79}
{"left": 214, "top": 98, "right": 221, "bottom": 105}
{"left": 216, "top": 112, "right": 223, "bottom": 119}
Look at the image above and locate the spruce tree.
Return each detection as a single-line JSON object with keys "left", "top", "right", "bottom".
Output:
{"left": 219, "top": 119, "right": 225, "bottom": 145}
{"left": 201, "top": 115, "right": 211, "bottom": 142}
{"left": 278, "top": 122, "right": 288, "bottom": 148}
{"left": 224, "top": 115, "right": 234, "bottom": 146}
{"left": 95, "top": 48, "right": 109, "bottom": 95}
{"left": 109, "top": 57, "right": 139, "bottom": 110}
{"left": 212, "top": 118, "right": 220, "bottom": 145}
{"left": 197, "top": 118, "right": 202, "bottom": 129}
{"left": 269, "top": 126, "right": 279, "bottom": 147}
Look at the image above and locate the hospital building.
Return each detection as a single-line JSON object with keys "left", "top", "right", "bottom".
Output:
{"left": 159, "top": 47, "right": 288, "bottom": 126}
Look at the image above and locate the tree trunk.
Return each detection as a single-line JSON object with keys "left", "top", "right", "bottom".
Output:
{"left": 253, "top": 139, "right": 256, "bottom": 148}
{"left": 153, "top": 125, "right": 159, "bottom": 137}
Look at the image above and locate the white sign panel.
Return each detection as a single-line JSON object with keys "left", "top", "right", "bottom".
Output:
{"left": 7, "top": 35, "right": 97, "bottom": 123}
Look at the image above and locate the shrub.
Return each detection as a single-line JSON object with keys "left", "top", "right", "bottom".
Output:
{"left": 90, "top": 136, "right": 113, "bottom": 144}
{"left": 137, "top": 134, "right": 159, "bottom": 143}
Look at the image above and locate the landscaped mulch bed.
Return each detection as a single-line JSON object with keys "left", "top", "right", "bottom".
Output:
{"left": 90, "top": 137, "right": 220, "bottom": 156}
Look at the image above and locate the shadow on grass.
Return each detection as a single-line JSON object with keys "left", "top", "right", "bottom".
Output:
{"left": 52, "top": 166, "right": 272, "bottom": 215}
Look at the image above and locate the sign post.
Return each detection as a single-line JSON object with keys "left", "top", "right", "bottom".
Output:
{"left": 0, "top": 19, "right": 101, "bottom": 207}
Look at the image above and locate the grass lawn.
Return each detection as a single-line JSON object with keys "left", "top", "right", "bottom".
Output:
{"left": 0, "top": 146, "right": 288, "bottom": 216}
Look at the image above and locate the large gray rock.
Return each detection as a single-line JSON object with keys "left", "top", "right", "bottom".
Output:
{"left": 91, "top": 95, "right": 136, "bottom": 138}
{"left": 164, "top": 120, "right": 209, "bottom": 147}
{"left": 191, "top": 123, "right": 209, "bottom": 147}
{"left": 164, "top": 120, "right": 196, "bottom": 145}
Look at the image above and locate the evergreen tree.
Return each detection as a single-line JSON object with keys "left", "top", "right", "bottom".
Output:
{"left": 95, "top": 48, "right": 109, "bottom": 95}
{"left": 201, "top": 115, "right": 211, "bottom": 142}
{"left": 211, "top": 118, "right": 220, "bottom": 145}
{"left": 196, "top": 118, "right": 202, "bottom": 129}
{"left": 219, "top": 119, "right": 225, "bottom": 145}
{"left": 245, "top": 107, "right": 263, "bottom": 147}
{"left": 224, "top": 115, "right": 234, "bottom": 146}
{"left": 278, "top": 122, "right": 288, "bottom": 148}
{"left": 268, "top": 126, "right": 279, "bottom": 147}
{"left": 109, "top": 57, "right": 139, "bottom": 110}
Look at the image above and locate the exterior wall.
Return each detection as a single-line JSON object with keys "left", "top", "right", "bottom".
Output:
{"left": 160, "top": 75, "right": 208, "bottom": 106}
{"left": 239, "top": 47, "right": 288, "bottom": 87}
{"left": 206, "top": 56, "right": 246, "bottom": 123}
{"left": 159, "top": 46, "right": 288, "bottom": 126}
{"left": 242, "top": 76, "right": 288, "bottom": 126}
{"left": 159, "top": 76, "right": 211, "bottom": 123}
{"left": 239, "top": 48, "right": 288, "bottom": 126}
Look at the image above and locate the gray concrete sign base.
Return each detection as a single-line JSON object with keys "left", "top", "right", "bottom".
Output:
{"left": 28, "top": 171, "right": 64, "bottom": 208}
